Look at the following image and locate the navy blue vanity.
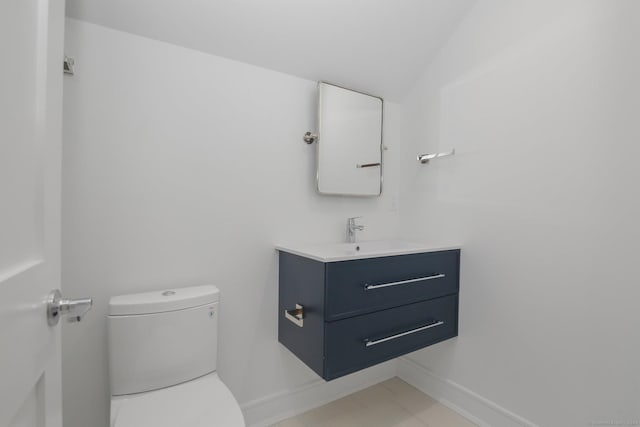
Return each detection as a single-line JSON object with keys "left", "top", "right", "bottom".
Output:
{"left": 277, "top": 243, "right": 460, "bottom": 380}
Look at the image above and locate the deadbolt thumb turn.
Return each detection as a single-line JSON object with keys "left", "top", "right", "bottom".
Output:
{"left": 47, "top": 289, "right": 93, "bottom": 326}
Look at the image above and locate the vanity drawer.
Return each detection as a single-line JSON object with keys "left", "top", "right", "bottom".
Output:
{"left": 324, "top": 294, "right": 458, "bottom": 380}
{"left": 325, "top": 250, "right": 459, "bottom": 320}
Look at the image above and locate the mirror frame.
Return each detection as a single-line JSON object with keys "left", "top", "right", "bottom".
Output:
{"left": 315, "top": 81, "right": 384, "bottom": 197}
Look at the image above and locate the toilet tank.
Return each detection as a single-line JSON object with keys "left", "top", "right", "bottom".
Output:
{"left": 108, "top": 285, "right": 220, "bottom": 396}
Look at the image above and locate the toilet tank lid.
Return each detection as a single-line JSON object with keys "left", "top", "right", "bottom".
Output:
{"left": 109, "top": 285, "right": 220, "bottom": 316}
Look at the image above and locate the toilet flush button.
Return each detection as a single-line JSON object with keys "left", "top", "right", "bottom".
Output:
{"left": 162, "top": 291, "right": 176, "bottom": 296}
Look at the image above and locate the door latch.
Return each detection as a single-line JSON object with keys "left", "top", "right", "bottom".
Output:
{"left": 47, "top": 289, "right": 93, "bottom": 326}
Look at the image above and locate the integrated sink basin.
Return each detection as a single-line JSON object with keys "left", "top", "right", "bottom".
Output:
{"left": 275, "top": 240, "right": 459, "bottom": 262}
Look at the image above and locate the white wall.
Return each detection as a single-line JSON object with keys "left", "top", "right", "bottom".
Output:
{"left": 61, "top": 19, "right": 401, "bottom": 427}
{"left": 399, "top": 1, "right": 640, "bottom": 426}
{"left": 64, "top": 3, "right": 640, "bottom": 425}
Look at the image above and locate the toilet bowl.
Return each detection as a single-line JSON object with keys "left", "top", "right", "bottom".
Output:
{"left": 108, "top": 285, "right": 245, "bottom": 427}
{"left": 110, "top": 373, "right": 244, "bottom": 427}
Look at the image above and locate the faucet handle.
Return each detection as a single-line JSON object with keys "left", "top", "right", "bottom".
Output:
{"left": 348, "top": 217, "right": 362, "bottom": 229}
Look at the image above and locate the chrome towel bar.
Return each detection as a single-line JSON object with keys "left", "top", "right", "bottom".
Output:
{"left": 417, "top": 148, "right": 455, "bottom": 164}
{"left": 364, "top": 321, "right": 445, "bottom": 347}
{"left": 364, "top": 273, "right": 445, "bottom": 290}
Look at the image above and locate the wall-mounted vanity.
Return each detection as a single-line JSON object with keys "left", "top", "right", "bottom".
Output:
{"left": 305, "top": 82, "right": 384, "bottom": 197}
{"left": 276, "top": 240, "right": 461, "bottom": 380}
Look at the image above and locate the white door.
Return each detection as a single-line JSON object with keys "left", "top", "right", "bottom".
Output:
{"left": 0, "top": 0, "right": 66, "bottom": 426}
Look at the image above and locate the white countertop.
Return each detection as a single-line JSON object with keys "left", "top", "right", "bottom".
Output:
{"left": 275, "top": 240, "right": 460, "bottom": 262}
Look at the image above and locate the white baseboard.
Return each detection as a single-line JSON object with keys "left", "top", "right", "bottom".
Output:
{"left": 396, "top": 357, "right": 538, "bottom": 427}
{"left": 241, "top": 357, "right": 537, "bottom": 427}
{"left": 241, "top": 361, "right": 396, "bottom": 427}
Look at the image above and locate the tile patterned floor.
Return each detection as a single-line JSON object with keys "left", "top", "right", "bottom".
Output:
{"left": 272, "top": 377, "right": 477, "bottom": 427}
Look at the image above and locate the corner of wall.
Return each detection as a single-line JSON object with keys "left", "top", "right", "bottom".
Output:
{"left": 396, "top": 357, "right": 538, "bottom": 427}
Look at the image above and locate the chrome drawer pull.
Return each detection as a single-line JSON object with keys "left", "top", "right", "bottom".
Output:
{"left": 284, "top": 304, "right": 304, "bottom": 327}
{"left": 364, "top": 273, "right": 445, "bottom": 290}
{"left": 364, "top": 321, "right": 445, "bottom": 347}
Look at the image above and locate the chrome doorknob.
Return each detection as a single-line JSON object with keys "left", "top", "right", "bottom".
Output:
{"left": 47, "top": 289, "right": 93, "bottom": 326}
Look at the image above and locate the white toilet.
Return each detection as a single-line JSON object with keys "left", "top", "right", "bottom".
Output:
{"left": 108, "top": 285, "right": 245, "bottom": 427}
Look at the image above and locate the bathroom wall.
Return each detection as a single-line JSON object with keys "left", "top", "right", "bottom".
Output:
{"left": 399, "top": 1, "right": 640, "bottom": 426}
{"left": 61, "top": 19, "right": 401, "bottom": 427}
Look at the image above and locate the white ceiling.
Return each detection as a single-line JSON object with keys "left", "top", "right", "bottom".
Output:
{"left": 65, "top": 0, "right": 476, "bottom": 100}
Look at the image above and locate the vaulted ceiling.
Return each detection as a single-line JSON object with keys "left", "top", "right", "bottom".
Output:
{"left": 65, "top": 0, "right": 476, "bottom": 100}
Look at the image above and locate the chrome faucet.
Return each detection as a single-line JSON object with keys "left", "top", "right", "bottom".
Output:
{"left": 347, "top": 217, "right": 364, "bottom": 243}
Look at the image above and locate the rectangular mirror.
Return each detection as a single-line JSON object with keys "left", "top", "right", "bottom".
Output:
{"left": 316, "top": 82, "right": 383, "bottom": 196}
